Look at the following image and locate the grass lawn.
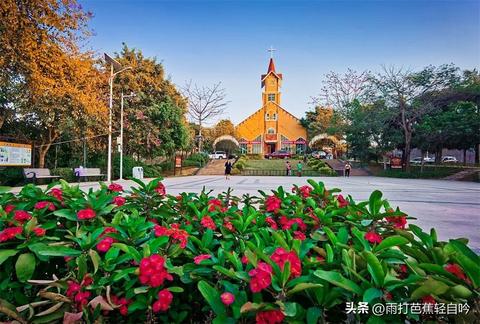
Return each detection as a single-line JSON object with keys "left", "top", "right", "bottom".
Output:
{"left": 244, "top": 159, "right": 312, "bottom": 171}
{"left": 374, "top": 166, "right": 466, "bottom": 179}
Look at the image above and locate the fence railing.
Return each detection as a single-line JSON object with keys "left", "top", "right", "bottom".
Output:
{"left": 240, "top": 169, "right": 338, "bottom": 176}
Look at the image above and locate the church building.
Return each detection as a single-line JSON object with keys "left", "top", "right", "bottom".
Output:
{"left": 235, "top": 58, "right": 307, "bottom": 155}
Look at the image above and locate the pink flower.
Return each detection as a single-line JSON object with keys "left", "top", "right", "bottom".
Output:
{"left": 33, "top": 227, "right": 46, "bottom": 237}
{"left": 113, "top": 196, "right": 126, "bottom": 206}
{"left": 155, "top": 182, "right": 166, "bottom": 196}
{"left": 223, "top": 221, "right": 235, "bottom": 232}
{"left": 4, "top": 205, "right": 16, "bottom": 213}
{"left": 49, "top": 188, "right": 63, "bottom": 201}
{"left": 153, "top": 289, "right": 173, "bottom": 312}
{"left": 34, "top": 201, "right": 55, "bottom": 211}
{"left": 220, "top": 292, "right": 235, "bottom": 306}
{"left": 77, "top": 208, "right": 96, "bottom": 220}
{"left": 365, "top": 231, "right": 383, "bottom": 244}
{"left": 14, "top": 210, "right": 31, "bottom": 222}
{"left": 97, "top": 237, "right": 115, "bottom": 253}
{"left": 299, "top": 185, "right": 312, "bottom": 198}
{"left": 194, "top": 254, "right": 211, "bottom": 264}
{"left": 265, "top": 195, "right": 281, "bottom": 213}
{"left": 138, "top": 254, "right": 173, "bottom": 287}
{"left": 265, "top": 217, "right": 278, "bottom": 230}
{"left": 108, "top": 183, "right": 123, "bottom": 192}
{"left": 200, "top": 216, "right": 216, "bottom": 230}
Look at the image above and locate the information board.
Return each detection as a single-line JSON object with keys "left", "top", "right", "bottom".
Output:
{"left": 0, "top": 141, "right": 32, "bottom": 166}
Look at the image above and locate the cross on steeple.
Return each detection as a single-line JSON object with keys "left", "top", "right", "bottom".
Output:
{"left": 267, "top": 46, "right": 276, "bottom": 59}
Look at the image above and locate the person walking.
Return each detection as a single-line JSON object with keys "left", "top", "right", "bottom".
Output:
{"left": 344, "top": 161, "right": 351, "bottom": 177}
{"left": 285, "top": 161, "right": 291, "bottom": 176}
{"left": 224, "top": 159, "right": 232, "bottom": 180}
{"left": 296, "top": 161, "right": 303, "bottom": 177}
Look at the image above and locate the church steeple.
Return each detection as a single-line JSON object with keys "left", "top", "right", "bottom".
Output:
{"left": 267, "top": 58, "right": 276, "bottom": 73}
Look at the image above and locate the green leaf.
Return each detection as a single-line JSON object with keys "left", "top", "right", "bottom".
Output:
{"left": 287, "top": 283, "right": 323, "bottom": 296}
{"left": 168, "top": 286, "right": 184, "bottom": 293}
{"left": 0, "top": 186, "right": 12, "bottom": 193}
{"left": 15, "top": 253, "right": 36, "bottom": 282}
{"left": 0, "top": 249, "right": 18, "bottom": 265}
{"left": 197, "top": 281, "right": 226, "bottom": 316}
{"left": 77, "top": 255, "right": 87, "bottom": 280}
{"left": 281, "top": 261, "right": 291, "bottom": 287}
{"left": 29, "top": 243, "right": 81, "bottom": 257}
{"left": 363, "top": 288, "right": 383, "bottom": 303}
{"left": 314, "top": 270, "right": 362, "bottom": 294}
{"left": 271, "top": 231, "right": 289, "bottom": 250}
{"left": 368, "top": 190, "right": 383, "bottom": 216}
{"left": 89, "top": 249, "right": 101, "bottom": 274}
{"left": 410, "top": 277, "right": 449, "bottom": 300}
{"left": 283, "top": 302, "right": 297, "bottom": 317}
{"left": 363, "top": 251, "right": 385, "bottom": 287}
{"left": 373, "top": 235, "right": 409, "bottom": 252}
{"left": 53, "top": 209, "right": 78, "bottom": 221}
{"left": 306, "top": 307, "right": 322, "bottom": 324}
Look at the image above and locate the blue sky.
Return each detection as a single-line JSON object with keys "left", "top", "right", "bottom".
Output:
{"left": 82, "top": 0, "right": 479, "bottom": 124}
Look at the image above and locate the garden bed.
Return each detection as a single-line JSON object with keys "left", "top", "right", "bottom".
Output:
{"left": 0, "top": 179, "right": 478, "bottom": 323}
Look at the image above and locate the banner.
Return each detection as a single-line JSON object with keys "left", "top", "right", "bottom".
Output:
{"left": 0, "top": 141, "right": 32, "bottom": 166}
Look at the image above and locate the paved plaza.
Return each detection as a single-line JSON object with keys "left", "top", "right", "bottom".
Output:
{"left": 11, "top": 175, "right": 480, "bottom": 251}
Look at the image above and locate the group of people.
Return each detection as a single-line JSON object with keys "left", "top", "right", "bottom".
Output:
{"left": 285, "top": 160, "right": 303, "bottom": 177}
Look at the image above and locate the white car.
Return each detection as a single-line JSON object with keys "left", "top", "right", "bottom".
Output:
{"left": 442, "top": 156, "right": 458, "bottom": 163}
{"left": 410, "top": 157, "right": 434, "bottom": 164}
{"left": 209, "top": 151, "right": 227, "bottom": 159}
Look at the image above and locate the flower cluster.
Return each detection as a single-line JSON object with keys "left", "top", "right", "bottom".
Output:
{"left": 110, "top": 295, "right": 131, "bottom": 316}
{"left": 77, "top": 208, "right": 96, "bottom": 220}
{"left": 385, "top": 215, "right": 407, "bottom": 229}
{"left": 365, "top": 231, "right": 383, "bottom": 244}
{"left": 0, "top": 226, "right": 22, "bottom": 242}
{"left": 154, "top": 223, "right": 189, "bottom": 248}
{"left": 336, "top": 194, "right": 349, "bottom": 208}
{"left": 256, "top": 309, "right": 285, "bottom": 324}
{"left": 265, "top": 195, "right": 281, "bottom": 213}
{"left": 220, "top": 292, "right": 235, "bottom": 306}
{"left": 34, "top": 201, "right": 56, "bottom": 211}
{"left": 248, "top": 262, "right": 273, "bottom": 293}
{"left": 113, "top": 196, "right": 126, "bottom": 207}
{"left": 108, "top": 183, "right": 123, "bottom": 192}
{"left": 200, "top": 216, "right": 216, "bottom": 230}
{"left": 66, "top": 276, "right": 92, "bottom": 310}
{"left": 13, "top": 210, "right": 31, "bottom": 223}
{"left": 138, "top": 254, "right": 173, "bottom": 287}
{"left": 152, "top": 289, "right": 173, "bottom": 312}
{"left": 49, "top": 188, "right": 63, "bottom": 201}
{"left": 271, "top": 248, "right": 302, "bottom": 278}
{"left": 155, "top": 182, "right": 166, "bottom": 196}
{"left": 96, "top": 227, "right": 118, "bottom": 253}
{"left": 194, "top": 254, "right": 211, "bottom": 264}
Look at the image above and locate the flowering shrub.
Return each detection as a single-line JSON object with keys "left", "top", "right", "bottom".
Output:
{"left": 0, "top": 178, "right": 479, "bottom": 323}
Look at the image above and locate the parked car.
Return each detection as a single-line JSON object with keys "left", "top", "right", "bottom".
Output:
{"left": 311, "top": 150, "right": 327, "bottom": 159}
{"left": 410, "top": 157, "right": 434, "bottom": 165}
{"left": 208, "top": 151, "right": 227, "bottom": 159}
{"left": 264, "top": 150, "right": 292, "bottom": 159}
{"left": 442, "top": 156, "right": 458, "bottom": 163}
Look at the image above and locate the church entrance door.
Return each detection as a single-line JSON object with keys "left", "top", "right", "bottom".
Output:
{"left": 266, "top": 143, "right": 276, "bottom": 154}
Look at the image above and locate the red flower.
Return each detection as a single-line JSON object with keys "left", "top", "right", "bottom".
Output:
{"left": 66, "top": 281, "right": 81, "bottom": 298}
{"left": 201, "top": 216, "right": 216, "bottom": 230}
{"left": 4, "top": 204, "right": 15, "bottom": 213}
{"left": 255, "top": 309, "right": 285, "bottom": 324}
{"left": 34, "top": 201, "right": 55, "bottom": 211}
{"left": 421, "top": 295, "right": 436, "bottom": 304}
{"left": 271, "top": 247, "right": 302, "bottom": 278}
{"left": 316, "top": 255, "right": 325, "bottom": 262}
{"left": 444, "top": 263, "right": 470, "bottom": 283}
{"left": 299, "top": 185, "right": 312, "bottom": 198}
{"left": 194, "top": 254, "right": 211, "bottom": 264}
{"left": 97, "top": 237, "right": 115, "bottom": 253}
{"left": 138, "top": 254, "right": 173, "bottom": 287}
{"left": 102, "top": 227, "right": 118, "bottom": 236}
{"left": 293, "top": 231, "right": 306, "bottom": 240}
{"left": 279, "top": 216, "right": 306, "bottom": 231}
{"left": 111, "top": 295, "right": 130, "bottom": 316}
{"left": 81, "top": 274, "right": 93, "bottom": 286}
{"left": 384, "top": 292, "right": 393, "bottom": 301}
{"left": 220, "top": 292, "right": 235, "bottom": 306}
{"left": 0, "top": 227, "right": 22, "bottom": 242}
{"left": 153, "top": 289, "right": 173, "bottom": 312}
{"left": 265, "top": 195, "right": 281, "bottom": 213}
{"left": 14, "top": 210, "right": 31, "bottom": 222}
{"left": 113, "top": 196, "right": 126, "bottom": 206}
{"left": 154, "top": 225, "right": 169, "bottom": 237}
{"left": 385, "top": 215, "right": 407, "bottom": 229}
{"left": 77, "top": 208, "right": 96, "bottom": 220}
{"left": 241, "top": 255, "right": 249, "bottom": 264}
{"left": 108, "top": 183, "right": 123, "bottom": 192}
{"left": 208, "top": 198, "right": 223, "bottom": 212}
{"left": 365, "top": 231, "right": 382, "bottom": 244}
{"left": 33, "top": 227, "right": 46, "bottom": 237}
{"left": 336, "top": 194, "right": 349, "bottom": 208}
{"left": 223, "top": 221, "right": 235, "bottom": 232}
{"left": 49, "top": 188, "right": 63, "bottom": 201}
{"left": 248, "top": 262, "right": 273, "bottom": 293}
{"left": 154, "top": 224, "right": 189, "bottom": 248}
{"left": 265, "top": 217, "right": 278, "bottom": 230}
{"left": 155, "top": 182, "right": 166, "bottom": 196}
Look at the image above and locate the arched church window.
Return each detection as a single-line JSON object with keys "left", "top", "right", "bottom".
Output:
{"left": 268, "top": 94, "right": 275, "bottom": 102}
{"left": 267, "top": 128, "right": 275, "bottom": 134}
{"left": 272, "top": 113, "right": 277, "bottom": 120}
{"left": 265, "top": 113, "right": 270, "bottom": 120}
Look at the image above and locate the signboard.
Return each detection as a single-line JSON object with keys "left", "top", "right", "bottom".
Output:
{"left": 0, "top": 141, "right": 32, "bottom": 166}
{"left": 390, "top": 157, "right": 403, "bottom": 169}
{"left": 175, "top": 156, "right": 182, "bottom": 168}
{"left": 239, "top": 141, "right": 262, "bottom": 144}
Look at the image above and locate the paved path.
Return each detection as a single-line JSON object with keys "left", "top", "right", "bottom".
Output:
{"left": 196, "top": 159, "right": 226, "bottom": 175}
{"left": 8, "top": 176, "right": 480, "bottom": 251}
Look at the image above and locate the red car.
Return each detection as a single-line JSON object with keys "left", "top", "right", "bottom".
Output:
{"left": 264, "top": 150, "right": 292, "bottom": 159}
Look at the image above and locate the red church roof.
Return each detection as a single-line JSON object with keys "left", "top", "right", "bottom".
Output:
{"left": 261, "top": 58, "right": 282, "bottom": 87}
{"left": 267, "top": 58, "right": 276, "bottom": 73}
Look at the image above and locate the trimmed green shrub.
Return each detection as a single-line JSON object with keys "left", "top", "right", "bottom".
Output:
{"left": 0, "top": 167, "right": 24, "bottom": 186}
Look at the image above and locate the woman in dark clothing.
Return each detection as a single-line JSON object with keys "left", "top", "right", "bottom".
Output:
{"left": 225, "top": 160, "right": 232, "bottom": 180}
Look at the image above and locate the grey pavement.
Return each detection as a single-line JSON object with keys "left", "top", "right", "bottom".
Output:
{"left": 9, "top": 176, "right": 480, "bottom": 251}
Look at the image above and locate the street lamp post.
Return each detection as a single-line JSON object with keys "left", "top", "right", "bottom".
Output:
{"left": 119, "top": 92, "right": 136, "bottom": 180}
{"left": 105, "top": 53, "right": 131, "bottom": 182}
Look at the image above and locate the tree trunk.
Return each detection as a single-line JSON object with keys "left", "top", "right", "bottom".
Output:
{"left": 403, "top": 131, "right": 412, "bottom": 172}
{"left": 420, "top": 149, "right": 425, "bottom": 173}
{"left": 198, "top": 119, "right": 203, "bottom": 153}
{"left": 38, "top": 145, "right": 50, "bottom": 168}
{"left": 476, "top": 144, "right": 480, "bottom": 164}
{"left": 463, "top": 149, "right": 467, "bottom": 166}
